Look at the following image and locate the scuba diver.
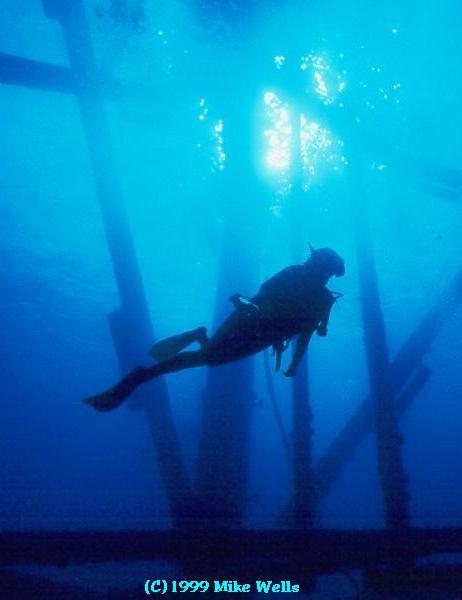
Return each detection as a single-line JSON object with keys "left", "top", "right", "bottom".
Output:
{"left": 85, "top": 245, "right": 345, "bottom": 412}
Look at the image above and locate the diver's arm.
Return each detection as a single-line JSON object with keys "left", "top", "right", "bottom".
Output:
{"left": 316, "top": 291, "right": 340, "bottom": 336}
{"left": 317, "top": 302, "right": 333, "bottom": 336}
{"left": 283, "top": 330, "right": 313, "bottom": 377}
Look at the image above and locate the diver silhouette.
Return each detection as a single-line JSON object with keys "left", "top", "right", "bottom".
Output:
{"left": 85, "top": 245, "right": 345, "bottom": 411}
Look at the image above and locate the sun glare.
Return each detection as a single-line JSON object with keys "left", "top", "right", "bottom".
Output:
{"left": 263, "top": 91, "right": 346, "bottom": 189}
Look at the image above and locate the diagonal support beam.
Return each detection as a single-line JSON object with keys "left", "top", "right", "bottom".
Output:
{"left": 314, "top": 265, "right": 462, "bottom": 503}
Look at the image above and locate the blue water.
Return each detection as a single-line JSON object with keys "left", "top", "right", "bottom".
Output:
{"left": 1, "top": 0, "right": 462, "bottom": 595}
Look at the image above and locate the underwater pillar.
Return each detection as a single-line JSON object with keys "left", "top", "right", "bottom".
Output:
{"left": 195, "top": 93, "right": 263, "bottom": 528}
{"left": 291, "top": 355, "right": 314, "bottom": 529}
{"left": 195, "top": 235, "right": 256, "bottom": 528}
{"left": 42, "top": 0, "right": 192, "bottom": 525}
{"left": 348, "top": 157, "right": 411, "bottom": 534}
{"left": 288, "top": 101, "right": 315, "bottom": 529}
{"left": 195, "top": 268, "right": 255, "bottom": 528}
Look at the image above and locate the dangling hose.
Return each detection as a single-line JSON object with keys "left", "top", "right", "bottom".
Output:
{"left": 263, "top": 349, "right": 291, "bottom": 458}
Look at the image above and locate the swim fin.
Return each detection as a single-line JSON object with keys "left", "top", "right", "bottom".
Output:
{"left": 84, "top": 366, "right": 146, "bottom": 411}
{"left": 84, "top": 387, "right": 127, "bottom": 412}
{"left": 149, "top": 327, "right": 208, "bottom": 362}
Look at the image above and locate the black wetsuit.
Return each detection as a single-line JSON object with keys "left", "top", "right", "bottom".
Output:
{"left": 85, "top": 263, "right": 337, "bottom": 411}
{"left": 204, "top": 264, "right": 335, "bottom": 364}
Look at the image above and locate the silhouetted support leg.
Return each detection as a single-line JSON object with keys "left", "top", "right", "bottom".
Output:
{"left": 42, "top": 0, "right": 195, "bottom": 526}
{"left": 289, "top": 100, "right": 315, "bottom": 531}
{"left": 85, "top": 351, "right": 207, "bottom": 412}
{"left": 349, "top": 154, "right": 411, "bottom": 577}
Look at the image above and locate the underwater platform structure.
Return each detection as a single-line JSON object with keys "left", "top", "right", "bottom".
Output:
{"left": 2, "top": 527, "right": 462, "bottom": 595}
{"left": 2, "top": 1, "right": 462, "bottom": 596}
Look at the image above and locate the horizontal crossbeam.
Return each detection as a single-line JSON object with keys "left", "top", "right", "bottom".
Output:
{"left": 0, "top": 51, "right": 161, "bottom": 105}
{"left": 0, "top": 52, "right": 76, "bottom": 94}
{"left": 1, "top": 527, "right": 462, "bottom": 575}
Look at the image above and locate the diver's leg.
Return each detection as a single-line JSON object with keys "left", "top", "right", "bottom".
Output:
{"left": 149, "top": 327, "right": 209, "bottom": 361}
{"left": 195, "top": 326, "right": 209, "bottom": 350}
{"left": 84, "top": 350, "right": 207, "bottom": 412}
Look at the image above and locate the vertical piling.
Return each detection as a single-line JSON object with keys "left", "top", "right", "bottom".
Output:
{"left": 288, "top": 73, "right": 315, "bottom": 529}
{"left": 348, "top": 156, "right": 411, "bottom": 534}
{"left": 195, "top": 89, "right": 260, "bottom": 528}
{"left": 42, "top": 0, "right": 192, "bottom": 526}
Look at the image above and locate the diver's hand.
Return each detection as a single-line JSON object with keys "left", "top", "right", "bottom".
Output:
{"left": 283, "top": 365, "right": 297, "bottom": 377}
